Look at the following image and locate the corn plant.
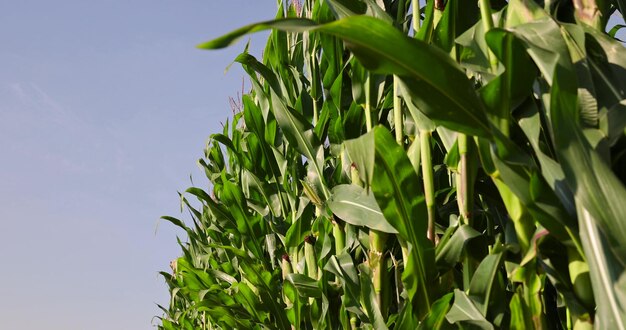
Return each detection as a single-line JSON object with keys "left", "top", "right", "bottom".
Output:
{"left": 157, "top": 0, "right": 626, "bottom": 329}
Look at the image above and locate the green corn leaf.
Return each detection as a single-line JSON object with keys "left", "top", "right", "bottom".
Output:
{"left": 285, "top": 273, "right": 323, "bottom": 298}
{"left": 416, "top": 0, "right": 435, "bottom": 42}
{"left": 344, "top": 130, "right": 375, "bottom": 188}
{"left": 210, "top": 133, "right": 244, "bottom": 167}
{"left": 601, "top": 100, "right": 626, "bottom": 147}
{"left": 358, "top": 263, "right": 389, "bottom": 330}
{"left": 324, "top": 252, "right": 367, "bottom": 320}
{"left": 446, "top": 289, "right": 494, "bottom": 330}
{"left": 238, "top": 261, "right": 290, "bottom": 329}
{"left": 399, "top": 82, "right": 436, "bottom": 132}
{"left": 241, "top": 170, "right": 282, "bottom": 217}
{"left": 551, "top": 64, "right": 626, "bottom": 263}
{"left": 418, "top": 292, "right": 454, "bottom": 330}
{"left": 371, "top": 126, "right": 436, "bottom": 318}
{"left": 609, "top": 24, "right": 626, "bottom": 38}
{"left": 468, "top": 252, "right": 504, "bottom": 316}
{"left": 481, "top": 28, "right": 537, "bottom": 131}
{"left": 328, "top": 184, "right": 397, "bottom": 234}
{"left": 583, "top": 27, "right": 626, "bottom": 107}
{"left": 233, "top": 283, "right": 267, "bottom": 322}
{"left": 542, "top": 42, "right": 626, "bottom": 324}
{"left": 185, "top": 187, "right": 240, "bottom": 236}
{"left": 516, "top": 99, "right": 576, "bottom": 216}
{"left": 326, "top": 0, "right": 367, "bottom": 19}
{"left": 235, "top": 52, "right": 283, "bottom": 98}
{"left": 221, "top": 180, "right": 266, "bottom": 260}
{"left": 269, "top": 90, "right": 329, "bottom": 200}
{"left": 487, "top": 129, "right": 574, "bottom": 241}
{"left": 198, "top": 15, "right": 491, "bottom": 138}
{"left": 284, "top": 203, "right": 314, "bottom": 249}
{"left": 160, "top": 216, "right": 193, "bottom": 237}
{"left": 456, "top": 17, "right": 491, "bottom": 77}
{"left": 578, "top": 204, "right": 626, "bottom": 329}
{"left": 435, "top": 225, "right": 482, "bottom": 270}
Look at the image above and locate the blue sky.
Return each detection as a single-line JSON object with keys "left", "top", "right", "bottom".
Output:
{"left": 0, "top": 1, "right": 273, "bottom": 329}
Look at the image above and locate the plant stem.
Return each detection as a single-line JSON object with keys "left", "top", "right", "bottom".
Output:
{"left": 362, "top": 106, "right": 389, "bottom": 309}
{"left": 457, "top": 134, "right": 473, "bottom": 226}
{"left": 281, "top": 254, "right": 293, "bottom": 280}
{"left": 393, "top": 77, "right": 403, "bottom": 144}
{"left": 332, "top": 219, "right": 345, "bottom": 254}
{"left": 478, "top": 0, "right": 499, "bottom": 73}
{"left": 350, "top": 315, "right": 358, "bottom": 330}
{"left": 365, "top": 74, "right": 373, "bottom": 131}
{"left": 433, "top": 1, "right": 444, "bottom": 26}
{"left": 281, "top": 254, "right": 293, "bottom": 306}
{"left": 304, "top": 235, "right": 318, "bottom": 280}
{"left": 363, "top": 72, "right": 391, "bottom": 314}
{"left": 412, "top": 0, "right": 420, "bottom": 30}
{"left": 369, "top": 229, "right": 388, "bottom": 316}
{"left": 412, "top": 0, "right": 438, "bottom": 245}
{"left": 313, "top": 92, "right": 319, "bottom": 125}
{"left": 459, "top": 133, "right": 476, "bottom": 290}
{"left": 420, "top": 130, "right": 436, "bottom": 243}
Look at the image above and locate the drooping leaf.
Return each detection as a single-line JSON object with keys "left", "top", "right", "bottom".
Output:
{"left": 199, "top": 15, "right": 492, "bottom": 138}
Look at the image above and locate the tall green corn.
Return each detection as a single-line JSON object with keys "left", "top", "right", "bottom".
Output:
{"left": 158, "top": 1, "right": 626, "bottom": 329}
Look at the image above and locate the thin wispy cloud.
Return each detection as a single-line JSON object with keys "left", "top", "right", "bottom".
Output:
{"left": 0, "top": 81, "right": 83, "bottom": 127}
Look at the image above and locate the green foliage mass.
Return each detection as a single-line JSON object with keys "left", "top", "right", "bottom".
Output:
{"left": 157, "top": 0, "right": 626, "bottom": 329}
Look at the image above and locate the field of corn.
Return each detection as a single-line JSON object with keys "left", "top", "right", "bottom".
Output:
{"left": 157, "top": 0, "right": 626, "bottom": 328}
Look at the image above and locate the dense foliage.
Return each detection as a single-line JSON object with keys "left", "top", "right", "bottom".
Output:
{"left": 157, "top": 0, "right": 626, "bottom": 328}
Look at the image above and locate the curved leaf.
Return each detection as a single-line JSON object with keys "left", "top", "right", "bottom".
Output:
{"left": 446, "top": 289, "right": 494, "bottom": 330}
{"left": 285, "top": 273, "right": 322, "bottom": 298}
{"left": 436, "top": 225, "right": 482, "bottom": 269}
{"left": 418, "top": 293, "right": 454, "bottom": 330}
{"left": 328, "top": 184, "right": 398, "bottom": 234}
{"left": 199, "top": 15, "right": 491, "bottom": 137}
{"left": 468, "top": 252, "right": 504, "bottom": 316}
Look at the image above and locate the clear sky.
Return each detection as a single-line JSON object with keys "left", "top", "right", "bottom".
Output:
{"left": 0, "top": 1, "right": 273, "bottom": 329}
